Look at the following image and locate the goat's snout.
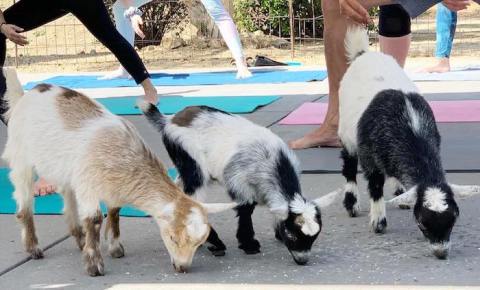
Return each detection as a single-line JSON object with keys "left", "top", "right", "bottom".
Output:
{"left": 290, "top": 250, "right": 310, "bottom": 265}
{"left": 431, "top": 242, "right": 450, "bottom": 260}
{"left": 172, "top": 263, "right": 189, "bottom": 273}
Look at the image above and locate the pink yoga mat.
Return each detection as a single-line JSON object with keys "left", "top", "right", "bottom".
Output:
{"left": 279, "top": 100, "right": 480, "bottom": 125}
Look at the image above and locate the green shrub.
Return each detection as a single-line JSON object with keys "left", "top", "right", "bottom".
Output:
{"left": 233, "top": 0, "right": 322, "bottom": 36}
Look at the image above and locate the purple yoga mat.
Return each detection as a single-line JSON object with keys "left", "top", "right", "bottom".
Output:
{"left": 279, "top": 100, "right": 480, "bottom": 125}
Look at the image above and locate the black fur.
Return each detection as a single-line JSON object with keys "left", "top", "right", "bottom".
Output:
{"left": 276, "top": 150, "right": 301, "bottom": 200}
{"left": 358, "top": 90, "right": 444, "bottom": 187}
{"left": 235, "top": 202, "right": 260, "bottom": 254}
{"left": 162, "top": 135, "right": 204, "bottom": 195}
{"left": 0, "top": 69, "right": 8, "bottom": 125}
{"left": 357, "top": 89, "right": 458, "bottom": 252}
{"left": 341, "top": 149, "right": 358, "bottom": 217}
{"left": 142, "top": 103, "right": 166, "bottom": 132}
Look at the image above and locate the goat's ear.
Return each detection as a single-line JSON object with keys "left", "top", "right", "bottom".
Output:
{"left": 201, "top": 202, "right": 237, "bottom": 214}
{"left": 313, "top": 188, "right": 342, "bottom": 209}
{"left": 157, "top": 202, "right": 175, "bottom": 222}
{"left": 386, "top": 186, "right": 417, "bottom": 206}
{"left": 449, "top": 183, "right": 480, "bottom": 198}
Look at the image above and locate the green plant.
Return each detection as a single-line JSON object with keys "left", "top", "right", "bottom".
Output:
{"left": 233, "top": 0, "right": 322, "bottom": 37}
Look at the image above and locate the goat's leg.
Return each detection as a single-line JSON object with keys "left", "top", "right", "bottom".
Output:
{"left": 366, "top": 170, "right": 387, "bottom": 234}
{"left": 62, "top": 187, "right": 85, "bottom": 250}
{"left": 77, "top": 194, "right": 104, "bottom": 277}
{"left": 390, "top": 178, "right": 410, "bottom": 210}
{"left": 11, "top": 166, "right": 43, "bottom": 259}
{"left": 205, "top": 227, "right": 226, "bottom": 256}
{"left": 105, "top": 207, "right": 125, "bottom": 258}
{"left": 235, "top": 202, "right": 260, "bottom": 254}
{"left": 341, "top": 148, "right": 360, "bottom": 217}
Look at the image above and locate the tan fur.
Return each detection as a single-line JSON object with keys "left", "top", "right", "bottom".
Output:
{"left": 84, "top": 119, "right": 183, "bottom": 208}
{"left": 16, "top": 209, "right": 42, "bottom": 258}
{"left": 56, "top": 88, "right": 103, "bottom": 129}
{"left": 82, "top": 211, "right": 104, "bottom": 276}
{"left": 34, "top": 83, "right": 52, "bottom": 93}
{"left": 105, "top": 207, "right": 121, "bottom": 239}
{"left": 171, "top": 106, "right": 203, "bottom": 127}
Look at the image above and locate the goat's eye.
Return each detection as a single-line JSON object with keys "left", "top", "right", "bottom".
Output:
{"left": 170, "top": 236, "right": 179, "bottom": 245}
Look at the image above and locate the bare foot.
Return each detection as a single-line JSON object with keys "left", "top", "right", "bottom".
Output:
{"left": 236, "top": 63, "right": 252, "bottom": 79}
{"left": 417, "top": 58, "right": 451, "bottom": 73}
{"left": 34, "top": 178, "right": 56, "bottom": 196}
{"left": 289, "top": 125, "right": 341, "bottom": 149}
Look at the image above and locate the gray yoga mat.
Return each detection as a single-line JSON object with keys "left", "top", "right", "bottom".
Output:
{"left": 316, "top": 92, "right": 480, "bottom": 103}
{"left": 408, "top": 68, "right": 480, "bottom": 81}
{"left": 274, "top": 123, "right": 480, "bottom": 173}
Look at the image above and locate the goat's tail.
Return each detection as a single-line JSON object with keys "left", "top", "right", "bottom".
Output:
{"left": 138, "top": 100, "right": 167, "bottom": 133}
{"left": 1, "top": 67, "right": 24, "bottom": 122}
{"left": 344, "top": 26, "right": 369, "bottom": 63}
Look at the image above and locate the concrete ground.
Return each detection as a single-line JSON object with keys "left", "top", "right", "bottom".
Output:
{"left": 1, "top": 69, "right": 480, "bottom": 289}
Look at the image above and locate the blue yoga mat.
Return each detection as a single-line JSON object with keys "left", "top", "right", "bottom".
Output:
{"left": 23, "top": 70, "right": 327, "bottom": 89}
{"left": 97, "top": 95, "right": 280, "bottom": 115}
{"left": 0, "top": 167, "right": 177, "bottom": 217}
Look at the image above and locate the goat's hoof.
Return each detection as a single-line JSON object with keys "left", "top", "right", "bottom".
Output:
{"left": 29, "top": 247, "right": 44, "bottom": 259}
{"left": 83, "top": 251, "right": 105, "bottom": 276}
{"left": 207, "top": 244, "right": 226, "bottom": 257}
{"left": 239, "top": 239, "right": 261, "bottom": 255}
{"left": 109, "top": 243, "right": 125, "bottom": 258}
{"left": 343, "top": 193, "right": 358, "bottom": 218}
{"left": 398, "top": 204, "right": 411, "bottom": 210}
{"left": 371, "top": 218, "right": 387, "bottom": 234}
{"left": 275, "top": 231, "right": 282, "bottom": 242}
{"left": 86, "top": 262, "right": 105, "bottom": 277}
{"left": 347, "top": 207, "right": 358, "bottom": 218}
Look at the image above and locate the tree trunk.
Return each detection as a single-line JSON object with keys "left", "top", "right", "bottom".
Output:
{"left": 190, "top": 0, "right": 234, "bottom": 39}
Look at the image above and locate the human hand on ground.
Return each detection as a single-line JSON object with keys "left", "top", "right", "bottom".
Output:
{"left": 0, "top": 24, "right": 28, "bottom": 45}
{"left": 131, "top": 15, "right": 145, "bottom": 39}
{"left": 442, "top": 0, "right": 471, "bottom": 11}
{"left": 339, "top": 0, "right": 372, "bottom": 24}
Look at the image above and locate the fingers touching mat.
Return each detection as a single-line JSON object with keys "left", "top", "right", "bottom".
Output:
{"left": 98, "top": 95, "right": 280, "bottom": 115}
{"left": 0, "top": 168, "right": 177, "bottom": 217}
{"left": 280, "top": 100, "right": 480, "bottom": 125}
{"left": 23, "top": 70, "right": 327, "bottom": 89}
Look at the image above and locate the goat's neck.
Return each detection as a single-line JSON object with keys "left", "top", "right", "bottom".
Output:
{"left": 130, "top": 182, "right": 185, "bottom": 218}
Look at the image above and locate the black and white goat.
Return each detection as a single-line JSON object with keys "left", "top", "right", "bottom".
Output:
{"left": 338, "top": 27, "right": 480, "bottom": 259}
{"left": 139, "top": 103, "right": 338, "bottom": 265}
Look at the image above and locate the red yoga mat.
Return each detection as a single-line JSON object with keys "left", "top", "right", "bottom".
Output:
{"left": 279, "top": 100, "right": 480, "bottom": 125}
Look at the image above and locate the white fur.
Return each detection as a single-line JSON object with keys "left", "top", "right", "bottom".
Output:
{"left": 405, "top": 98, "right": 421, "bottom": 133}
{"left": 369, "top": 197, "right": 386, "bottom": 226}
{"left": 338, "top": 28, "right": 418, "bottom": 154}
{"left": 187, "top": 208, "right": 209, "bottom": 240}
{"left": 344, "top": 26, "right": 370, "bottom": 63}
{"left": 423, "top": 187, "right": 448, "bottom": 213}
{"left": 290, "top": 194, "right": 319, "bottom": 236}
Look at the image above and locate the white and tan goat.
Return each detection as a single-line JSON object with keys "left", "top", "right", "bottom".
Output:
{"left": 1, "top": 68, "right": 235, "bottom": 276}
